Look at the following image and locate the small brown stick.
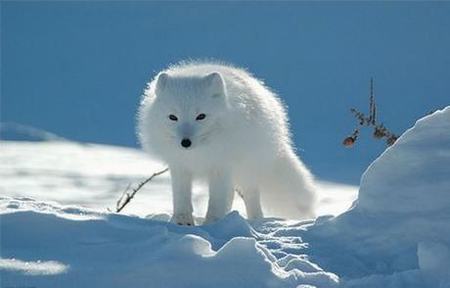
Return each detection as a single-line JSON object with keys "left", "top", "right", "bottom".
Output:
{"left": 115, "top": 167, "right": 169, "bottom": 213}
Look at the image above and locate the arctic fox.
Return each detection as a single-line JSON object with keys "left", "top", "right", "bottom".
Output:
{"left": 138, "top": 61, "right": 316, "bottom": 225}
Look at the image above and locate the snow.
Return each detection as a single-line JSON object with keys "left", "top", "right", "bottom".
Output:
{"left": 418, "top": 242, "right": 450, "bottom": 281}
{"left": 358, "top": 107, "right": 450, "bottom": 214}
{"left": 1, "top": 106, "right": 449, "bottom": 287}
{"left": 0, "top": 140, "right": 357, "bottom": 219}
{"left": 0, "top": 199, "right": 338, "bottom": 288}
{"left": 301, "top": 107, "right": 450, "bottom": 287}
{"left": 0, "top": 258, "right": 69, "bottom": 276}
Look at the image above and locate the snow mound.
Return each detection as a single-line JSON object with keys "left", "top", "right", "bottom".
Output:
{"left": 0, "top": 197, "right": 338, "bottom": 288}
{"left": 359, "top": 107, "right": 450, "bottom": 214}
{"left": 305, "top": 107, "right": 450, "bottom": 287}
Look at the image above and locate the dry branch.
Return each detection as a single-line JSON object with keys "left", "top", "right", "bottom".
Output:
{"left": 115, "top": 167, "right": 169, "bottom": 213}
{"left": 343, "top": 78, "right": 398, "bottom": 148}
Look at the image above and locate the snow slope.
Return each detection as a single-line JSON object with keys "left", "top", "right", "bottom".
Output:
{"left": 303, "top": 107, "right": 450, "bottom": 287}
{"left": 0, "top": 199, "right": 339, "bottom": 288}
{"left": 1, "top": 106, "right": 449, "bottom": 287}
{"left": 0, "top": 140, "right": 357, "bottom": 219}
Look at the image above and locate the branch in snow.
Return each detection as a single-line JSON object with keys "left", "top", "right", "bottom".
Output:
{"left": 114, "top": 167, "right": 169, "bottom": 213}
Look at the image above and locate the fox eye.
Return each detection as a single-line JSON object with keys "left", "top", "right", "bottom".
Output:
{"left": 196, "top": 113, "right": 206, "bottom": 121}
{"left": 168, "top": 114, "right": 178, "bottom": 121}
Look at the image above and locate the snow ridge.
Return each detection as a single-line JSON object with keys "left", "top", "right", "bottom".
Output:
{"left": 0, "top": 197, "right": 338, "bottom": 288}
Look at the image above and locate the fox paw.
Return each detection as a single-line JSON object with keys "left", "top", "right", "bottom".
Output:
{"left": 171, "top": 213, "right": 195, "bottom": 226}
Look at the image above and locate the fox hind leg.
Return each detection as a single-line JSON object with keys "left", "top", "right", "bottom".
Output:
{"left": 242, "top": 186, "right": 263, "bottom": 220}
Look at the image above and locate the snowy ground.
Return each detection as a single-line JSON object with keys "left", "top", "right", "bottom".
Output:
{"left": 0, "top": 140, "right": 358, "bottom": 219}
{"left": 1, "top": 107, "right": 449, "bottom": 287}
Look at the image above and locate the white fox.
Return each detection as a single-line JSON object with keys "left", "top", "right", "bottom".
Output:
{"left": 138, "top": 61, "right": 316, "bottom": 225}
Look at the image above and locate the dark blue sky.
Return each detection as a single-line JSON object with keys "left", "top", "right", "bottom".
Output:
{"left": 2, "top": 2, "right": 449, "bottom": 184}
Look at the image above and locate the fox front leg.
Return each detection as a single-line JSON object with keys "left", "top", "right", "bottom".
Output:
{"left": 170, "top": 167, "right": 195, "bottom": 226}
{"left": 204, "top": 169, "right": 234, "bottom": 224}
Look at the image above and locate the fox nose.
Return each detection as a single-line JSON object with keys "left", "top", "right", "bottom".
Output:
{"left": 181, "top": 138, "right": 192, "bottom": 148}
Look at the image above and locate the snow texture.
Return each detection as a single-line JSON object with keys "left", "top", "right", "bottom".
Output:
{"left": 1, "top": 106, "right": 449, "bottom": 287}
{"left": 0, "top": 199, "right": 338, "bottom": 288}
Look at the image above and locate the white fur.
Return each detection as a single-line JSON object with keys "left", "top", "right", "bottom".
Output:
{"left": 138, "top": 61, "right": 317, "bottom": 225}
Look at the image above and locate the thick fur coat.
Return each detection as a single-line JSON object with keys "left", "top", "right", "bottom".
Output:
{"left": 138, "top": 62, "right": 316, "bottom": 225}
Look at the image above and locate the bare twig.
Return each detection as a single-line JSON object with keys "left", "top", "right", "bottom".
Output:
{"left": 343, "top": 78, "right": 398, "bottom": 148}
{"left": 115, "top": 167, "right": 169, "bottom": 213}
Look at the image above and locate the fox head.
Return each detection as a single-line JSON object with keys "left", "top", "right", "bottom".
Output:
{"left": 138, "top": 71, "right": 230, "bottom": 160}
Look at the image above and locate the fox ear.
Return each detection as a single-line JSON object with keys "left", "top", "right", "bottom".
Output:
{"left": 204, "top": 72, "right": 225, "bottom": 96}
{"left": 156, "top": 73, "right": 169, "bottom": 92}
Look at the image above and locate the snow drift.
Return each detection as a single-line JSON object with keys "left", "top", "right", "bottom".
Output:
{"left": 0, "top": 198, "right": 338, "bottom": 288}
{"left": 359, "top": 107, "right": 450, "bottom": 214}
{"left": 306, "top": 107, "right": 450, "bottom": 287}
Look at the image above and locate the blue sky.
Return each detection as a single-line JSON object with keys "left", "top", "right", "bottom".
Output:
{"left": 2, "top": 2, "right": 449, "bottom": 184}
